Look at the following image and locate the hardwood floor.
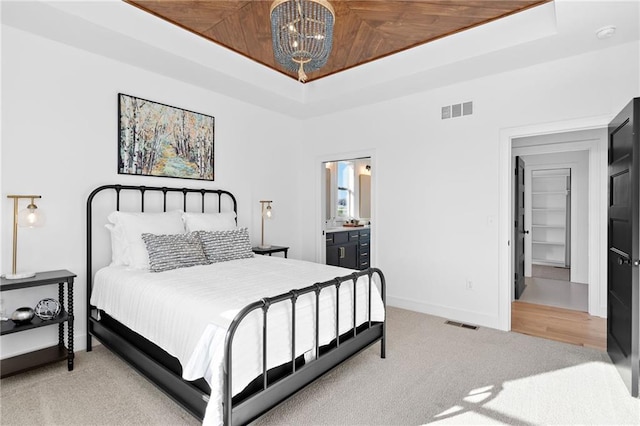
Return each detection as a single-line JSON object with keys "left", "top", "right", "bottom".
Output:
{"left": 511, "top": 301, "right": 606, "bottom": 351}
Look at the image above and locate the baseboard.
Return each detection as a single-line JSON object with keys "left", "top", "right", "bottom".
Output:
{"left": 387, "top": 295, "right": 501, "bottom": 330}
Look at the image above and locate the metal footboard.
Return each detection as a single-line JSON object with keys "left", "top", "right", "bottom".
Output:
{"left": 223, "top": 268, "right": 386, "bottom": 425}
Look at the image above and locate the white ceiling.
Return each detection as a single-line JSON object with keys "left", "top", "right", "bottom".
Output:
{"left": 3, "top": 1, "right": 639, "bottom": 118}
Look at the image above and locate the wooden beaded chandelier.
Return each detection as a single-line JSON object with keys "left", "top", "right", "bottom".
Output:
{"left": 270, "top": 0, "right": 335, "bottom": 82}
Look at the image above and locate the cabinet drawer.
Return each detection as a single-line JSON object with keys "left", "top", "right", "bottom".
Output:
{"left": 359, "top": 230, "right": 370, "bottom": 240}
{"left": 349, "top": 231, "right": 360, "bottom": 241}
{"left": 359, "top": 240, "right": 370, "bottom": 249}
{"left": 326, "top": 231, "right": 348, "bottom": 245}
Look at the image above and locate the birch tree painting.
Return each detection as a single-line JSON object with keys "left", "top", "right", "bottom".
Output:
{"left": 118, "top": 94, "right": 214, "bottom": 180}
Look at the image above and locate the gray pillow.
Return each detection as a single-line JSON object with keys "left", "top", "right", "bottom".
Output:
{"left": 197, "top": 227, "right": 254, "bottom": 263}
{"left": 141, "top": 232, "right": 209, "bottom": 272}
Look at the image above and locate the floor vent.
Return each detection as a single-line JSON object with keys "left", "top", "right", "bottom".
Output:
{"left": 445, "top": 320, "right": 479, "bottom": 330}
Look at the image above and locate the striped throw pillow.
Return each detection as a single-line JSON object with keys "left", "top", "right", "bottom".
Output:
{"left": 141, "top": 232, "right": 209, "bottom": 272}
{"left": 197, "top": 227, "right": 254, "bottom": 263}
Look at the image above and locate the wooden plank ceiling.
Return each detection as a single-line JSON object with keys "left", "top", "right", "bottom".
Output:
{"left": 125, "top": 0, "right": 551, "bottom": 83}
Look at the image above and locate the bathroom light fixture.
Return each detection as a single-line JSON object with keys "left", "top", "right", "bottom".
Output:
{"left": 5, "top": 195, "right": 45, "bottom": 279}
{"left": 596, "top": 26, "right": 616, "bottom": 40}
{"left": 259, "top": 200, "right": 273, "bottom": 249}
{"left": 270, "top": 0, "right": 335, "bottom": 82}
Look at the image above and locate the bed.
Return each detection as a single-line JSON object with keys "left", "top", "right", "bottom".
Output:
{"left": 86, "top": 184, "right": 386, "bottom": 425}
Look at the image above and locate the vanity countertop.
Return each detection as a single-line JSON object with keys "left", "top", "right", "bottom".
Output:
{"left": 325, "top": 225, "right": 371, "bottom": 233}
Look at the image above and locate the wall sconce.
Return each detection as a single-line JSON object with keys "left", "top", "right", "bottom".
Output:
{"left": 259, "top": 200, "right": 273, "bottom": 249}
{"left": 5, "top": 195, "right": 45, "bottom": 279}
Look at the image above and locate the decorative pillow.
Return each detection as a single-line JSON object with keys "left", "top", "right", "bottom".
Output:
{"left": 105, "top": 223, "right": 128, "bottom": 266}
{"left": 107, "top": 210, "right": 185, "bottom": 269}
{"left": 141, "top": 232, "right": 209, "bottom": 273}
{"left": 182, "top": 212, "right": 237, "bottom": 233}
{"left": 197, "top": 227, "right": 254, "bottom": 263}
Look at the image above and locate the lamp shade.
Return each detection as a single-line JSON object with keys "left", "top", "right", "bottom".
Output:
{"left": 18, "top": 203, "right": 45, "bottom": 227}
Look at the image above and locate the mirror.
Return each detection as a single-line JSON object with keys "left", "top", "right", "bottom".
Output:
{"left": 323, "top": 157, "right": 371, "bottom": 226}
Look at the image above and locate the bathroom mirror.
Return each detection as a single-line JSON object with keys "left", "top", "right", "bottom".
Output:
{"left": 324, "top": 157, "right": 371, "bottom": 224}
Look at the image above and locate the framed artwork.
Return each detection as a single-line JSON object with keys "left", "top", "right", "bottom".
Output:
{"left": 118, "top": 93, "right": 214, "bottom": 180}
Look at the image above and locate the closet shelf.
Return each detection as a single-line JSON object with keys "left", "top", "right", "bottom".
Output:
{"left": 531, "top": 168, "right": 570, "bottom": 268}
{"left": 532, "top": 258, "right": 566, "bottom": 267}
{"left": 532, "top": 241, "right": 565, "bottom": 245}
{"left": 532, "top": 191, "right": 568, "bottom": 195}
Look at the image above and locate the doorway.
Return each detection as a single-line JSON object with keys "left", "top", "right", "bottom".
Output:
{"left": 500, "top": 124, "right": 608, "bottom": 327}
{"left": 319, "top": 156, "right": 372, "bottom": 266}
{"left": 514, "top": 151, "right": 587, "bottom": 312}
{"left": 508, "top": 128, "right": 607, "bottom": 348}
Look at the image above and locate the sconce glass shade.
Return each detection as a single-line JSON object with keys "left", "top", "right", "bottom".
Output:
{"left": 264, "top": 204, "right": 273, "bottom": 219}
{"left": 18, "top": 203, "right": 45, "bottom": 227}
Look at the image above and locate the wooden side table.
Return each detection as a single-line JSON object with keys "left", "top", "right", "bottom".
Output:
{"left": 1, "top": 270, "right": 76, "bottom": 378}
{"left": 252, "top": 245, "right": 289, "bottom": 258}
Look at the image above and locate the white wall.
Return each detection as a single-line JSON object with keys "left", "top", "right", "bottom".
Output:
{"left": 297, "top": 41, "right": 640, "bottom": 329}
{"left": 0, "top": 26, "right": 303, "bottom": 358}
{"left": 2, "top": 26, "right": 639, "bottom": 358}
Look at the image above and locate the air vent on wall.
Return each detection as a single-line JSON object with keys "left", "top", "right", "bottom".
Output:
{"left": 442, "top": 101, "right": 473, "bottom": 119}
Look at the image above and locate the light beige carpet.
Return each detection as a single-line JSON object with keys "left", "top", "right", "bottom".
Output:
{"left": 1, "top": 307, "right": 639, "bottom": 425}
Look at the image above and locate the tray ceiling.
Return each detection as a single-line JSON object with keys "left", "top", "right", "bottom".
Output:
{"left": 124, "top": 0, "right": 551, "bottom": 83}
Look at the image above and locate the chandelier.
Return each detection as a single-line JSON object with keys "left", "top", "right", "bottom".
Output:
{"left": 270, "top": 0, "right": 335, "bottom": 82}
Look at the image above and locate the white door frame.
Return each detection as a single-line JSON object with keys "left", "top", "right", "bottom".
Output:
{"left": 498, "top": 116, "right": 610, "bottom": 331}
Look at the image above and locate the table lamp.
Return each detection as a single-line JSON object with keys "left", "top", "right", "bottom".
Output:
{"left": 259, "top": 200, "right": 273, "bottom": 249}
{"left": 4, "top": 195, "right": 45, "bottom": 279}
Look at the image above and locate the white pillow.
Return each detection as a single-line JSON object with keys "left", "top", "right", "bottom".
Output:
{"left": 182, "top": 212, "right": 237, "bottom": 233}
{"left": 108, "top": 210, "right": 185, "bottom": 269}
{"left": 105, "top": 223, "right": 128, "bottom": 266}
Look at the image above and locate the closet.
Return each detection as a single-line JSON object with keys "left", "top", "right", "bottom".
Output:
{"left": 531, "top": 168, "right": 571, "bottom": 267}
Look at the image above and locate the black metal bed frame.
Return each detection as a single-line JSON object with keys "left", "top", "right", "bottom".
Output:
{"left": 86, "top": 184, "right": 386, "bottom": 425}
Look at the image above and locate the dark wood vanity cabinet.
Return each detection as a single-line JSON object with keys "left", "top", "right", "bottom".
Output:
{"left": 358, "top": 229, "right": 370, "bottom": 269}
{"left": 326, "top": 229, "right": 370, "bottom": 270}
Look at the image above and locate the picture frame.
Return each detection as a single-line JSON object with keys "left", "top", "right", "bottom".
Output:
{"left": 118, "top": 93, "right": 215, "bottom": 181}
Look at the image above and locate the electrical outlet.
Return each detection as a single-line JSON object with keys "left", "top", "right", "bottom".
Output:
{"left": 466, "top": 279, "right": 473, "bottom": 290}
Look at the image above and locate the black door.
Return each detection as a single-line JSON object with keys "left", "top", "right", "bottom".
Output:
{"left": 514, "top": 156, "right": 527, "bottom": 299}
{"left": 607, "top": 97, "right": 639, "bottom": 397}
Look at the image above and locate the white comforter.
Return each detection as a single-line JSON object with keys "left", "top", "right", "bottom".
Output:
{"left": 90, "top": 256, "right": 385, "bottom": 425}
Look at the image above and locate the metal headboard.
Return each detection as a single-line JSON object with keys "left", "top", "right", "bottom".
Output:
{"left": 86, "top": 184, "right": 238, "bottom": 345}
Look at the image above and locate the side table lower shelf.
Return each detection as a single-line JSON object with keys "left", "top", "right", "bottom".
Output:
{"left": 1, "top": 344, "right": 69, "bottom": 379}
{"left": 1, "top": 269, "right": 76, "bottom": 378}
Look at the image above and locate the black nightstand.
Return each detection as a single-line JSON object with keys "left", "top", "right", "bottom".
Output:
{"left": 252, "top": 246, "right": 289, "bottom": 258}
{"left": 1, "top": 270, "right": 76, "bottom": 378}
